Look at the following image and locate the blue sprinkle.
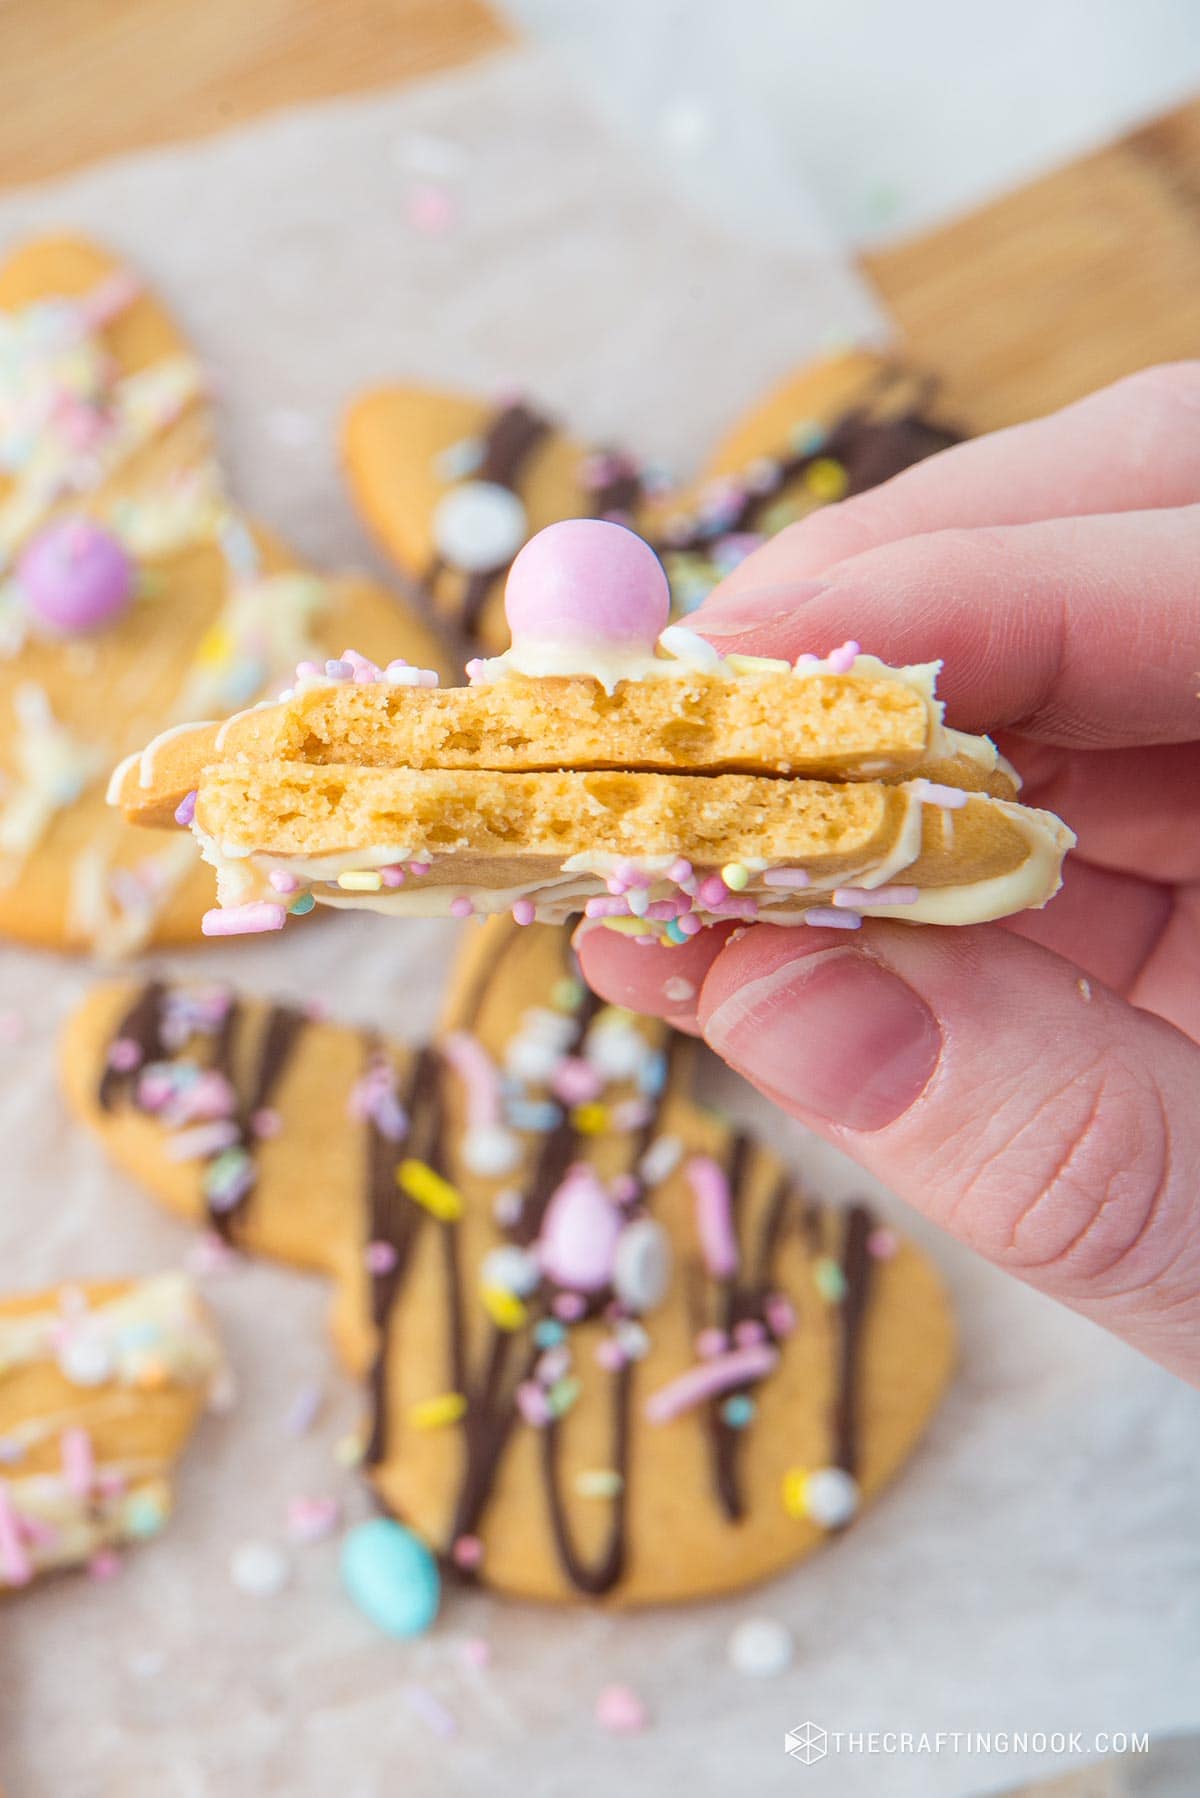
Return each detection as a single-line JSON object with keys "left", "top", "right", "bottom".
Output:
{"left": 721, "top": 1395, "right": 756, "bottom": 1429}
{"left": 637, "top": 1051, "right": 668, "bottom": 1098}
{"left": 789, "top": 419, "right": 827, "bottom": 455}
{"left": 533, "top": 1319, "right": 566, "bottom": 1349}
{"left": 289, "top": 892, "right": 316, "bottom": 915}
{"left": 505, "top": 1096, "right": 563, "bottom": 1133}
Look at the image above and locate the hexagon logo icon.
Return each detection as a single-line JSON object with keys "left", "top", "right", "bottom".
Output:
{"left": 784, "top": 1722, "right": 828, "bottom": 1764}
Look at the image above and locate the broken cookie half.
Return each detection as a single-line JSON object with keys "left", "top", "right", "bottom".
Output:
{"left": 109, "top": 520, "right": 1074, "bottom": 941}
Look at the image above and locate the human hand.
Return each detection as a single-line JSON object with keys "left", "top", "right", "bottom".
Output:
{"left": 578, "top": 365, "right": 1200, "bottom": 1384}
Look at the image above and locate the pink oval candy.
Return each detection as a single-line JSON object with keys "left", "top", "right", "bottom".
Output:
{"left": 18, "top": 517, "right": 134, "bottom": 635}
{"left": 504, "top": 520, "right": 669, "bottom": 652}
{"left": 537, "top": 1163, "right": 622, "bottom": 1292}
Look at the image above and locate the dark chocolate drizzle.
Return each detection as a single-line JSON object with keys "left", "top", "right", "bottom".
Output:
{"left": 97, "top": 959, "right": 882, "bottom": 1595}
{"left": 98, "top": 980, "right": 166, "bottom": 1111}
{"left": 424, "top": 401, "right": 551, "bottom": 637}
{"left": 659, "top": 373, "right": 961, "bottom": 556}
{"left": 96, "top": 982, "right": 305, "bottom": 1240}
{"left": 831, "top": 1203, "right": 874, "bottom": 1483}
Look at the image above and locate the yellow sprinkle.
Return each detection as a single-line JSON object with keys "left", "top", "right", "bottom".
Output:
{"left": 481, "top": 1286, "right": 527, "bottom": 1331}
{"left": 803, "top": 457, "right": 849, "bottom": 502}
{"left": 334, "top": 1433, "right": 365, "bottom": 1468}
{"left": 397, "top": 1158, "right": 463, "bottom": 1221}
{"left": 337, "top": 870, "right": 383, "bottom": 892}
{"left": 601, "top": 916, "right": 653, "bottom": 937}
{"left": 782, "top": 1466, "right": 810, "bottom": 1520}
{"left": 570, "top": 1102, "right": 609, "bottom": 1136}
{"left": 726, "top": 654, "right": 792, "bottom": 676}
{"left": 720, "top": 862, "right": 750, "bottom": 891}
{"left": 196, "top": 625, "right": 232, "bottom": 668}
{"left": 408, "top": 1392, "right": 468, "bottom": 1430}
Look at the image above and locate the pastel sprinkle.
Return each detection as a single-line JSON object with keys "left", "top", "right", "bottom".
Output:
{"left": 814, "top": 1257, "right": 847, "bottom": 1302}
{"left": 449, "top": 895, "right": 474, "bottom": 919}
{"left": 533, "top": 1319, "right": 565, "bottom": 1348}
{"left": 720, "top": 863, "right": 750, "bottom": 891}
{"left": 687, "top": 1156, "right": 739, "bottom": 1279}
{"left": 728, "top": 1616, "right": 794, "bottom": 1678}
{"left": 405, "top": 1685, "right": 458, "bottom": 1738}
{"left": 201, "top": 902, "right": 286, "bottom": 937}
{"left": 407, "top": 1392, "right": 468, "bottom": 1430}
{"left": 337, "top": 870, "right": 383, "bottom": 892}
{"left": 868, "top": 1227, "right": 900, "bottom": 1260}
{"left": 173, "top": 790, "right": 197, "bottom": 826}
{"left": 512, "top": 899, "right": 536, "bottom": 925}
{"left": 381, "top": 865, "right": 406, "bottom": 887}
{"left": 230, "top": 1540, "right": 290, "bottom": 1597}
{"left": 676, "top": 912, "right": 703, "bottom": 937}
{"left": 397, "top": 1159, "right": 463, "bottom": 1221}
{"left": 664, "top": 921, "right": 688, "bottom": 944}
{"left": 461, "top": 1637, "right": 491, "bottom": 1669}
{"left": 645, "top": 1343, "right": 778, "bottom": 1423}
{"left": 762, "top": 867, "right": 810, "bottom": 888}
{"left": 721, "top": 1395, "right": 756, "bottom": 1428}
{"left": 408, "top": 860, "right": 432, "bottom": 876}
{"left": 286, "top": 1495, "right": 342, "bottom": 1544}
{"left": 481, "top": 1286, "right": 527, "bottom": 1331}
{"left": 364, "top": 1240, "right": 398, "bottom": 1275}
{"left": 289, "top": 892, "right": 316, "bottom": 915}
{"left": 833, "top": 884, "right": 918, "bottom": 907}
{"left": 803, "top": 907, "right": 862, "bottom": 929}
{"left": 451, "top": 1534, "right": 483, "bottom": 1571}
{"left": 268, "top": 869, "right": 299, "bottom": 894}
{"left": 595, "top": 1683, "right": 649, "bottom": 1735}
{"left": 825, "top": 636, "right": 860, "bottom": 672}
{"left": 575, "top": 1469, "right": 624, "bottom": 1499}
{"left": 697, "top": 874, "right": 729, "bottom": 908}
{"left": 569, "top": 1101, "right": 609, "bottom": 1135}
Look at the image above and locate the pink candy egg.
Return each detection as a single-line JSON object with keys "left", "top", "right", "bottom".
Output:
{"left": 18, "top": 517, "right": 134, "bottom": 635}
{"left": 537, "top": 1164, "right": 622, "bottom": 1292}
{"left": 504, "top": 519, "right": 669, "bottom": 652}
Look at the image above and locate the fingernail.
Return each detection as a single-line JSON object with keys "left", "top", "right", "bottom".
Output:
{"left": 695, "top": 578, "right": 829, "bottom": 639}
{"left": 705, "top": 948, "right": 940, "bottom": 1132}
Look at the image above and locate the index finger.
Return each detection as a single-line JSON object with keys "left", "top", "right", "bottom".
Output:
{"left": 694, "top": 504, "right": 1200, "bottom": 749}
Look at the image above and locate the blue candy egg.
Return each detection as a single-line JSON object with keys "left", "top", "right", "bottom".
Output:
{"left": 341, "top": 1518, "right": 440, "bottom": 1638}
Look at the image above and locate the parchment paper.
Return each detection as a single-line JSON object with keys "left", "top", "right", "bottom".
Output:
{"left": 0, "top": 46, "right": 1195, "bottom": 1798}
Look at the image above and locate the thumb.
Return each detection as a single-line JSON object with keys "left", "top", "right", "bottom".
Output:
{"left": 695, "top": 922, "right": 1200, "bottom": 1383}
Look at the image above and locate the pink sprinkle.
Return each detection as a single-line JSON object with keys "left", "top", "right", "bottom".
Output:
{"left": 107, "top": 1037, "right": 142, "bottom": 1073}
{"left": 733, "top": 1318, "right": 767, "bottom": 1348}
{"left": 0, "top": 1488, "right": 33, "bottom": 1586}
{"left": 764, "top": 1293, "right": 797, "bottom": 1338}
{"left": 406, "top": 180, "right": 457, "bottom": 235}
{"left": 174, "top": 790, "right": 197, "bottom": 827}
{"left": 611, "top": 1172, "right": 639, "bottom": 1205}
{"left": 611, "top": 1097, "right": 652, "bottom": 1132}
{"left": 461, "top": 1636, "right": 491, "bottom": 1670}
{"left": 451, "top": 1534, "right": 484, "bottom": 1570}
{"left": 465, "top": 658, "right": 485, "bottom": 682}
{"left": 295, "top": 660, "right": 322, "bottom": 681}
{"left": 695, "top": 1327, "right": 729, "bottom": 1360}
{"left": 516, "top": 1381, "right": 552, "bottom": 1427}
{"left": 803, "top": 907, "right": 862, "bottom": 930}
{"left": 61, "top": 1426, "right": 94, "bottom": 1499}
{"left": 833, "top": 885, "right": 919, "bottom": 908}
{"left": 165, "top": 1120, "right": 241, "bottom": 1162}
{"left": 364, "top": 1240, "right": 398, "bottom": 1275}
{"left": 826, "top": 639, "right": 861, "bottom": 674}
{"left": 913, "top": 779, "right": 968, "bottom": 810}
{"left": 553, "top": 1292, "right": 587, "bottom": 1322}
{"left": 268, "top": 870, "right": 299, "bottom": 894}
{"left": 442, "top": 1030, "right": 502, "bottom": 1128}
{"left": 512, "top": 899, "right": 536, "bottom": 926}
{"left": 405, "top": 1684, "right": 458, "bottom": 1739}
{"left": 697, "top": 874, "right": 729, "bottom": 908}
{"left": 286, "top": 1494, "right": 341, "bottom": 1543}
{"left": 794, "top": 653, "right": 821, "bottom": 670}
{"left": 594, "top": 1338, "right": 626, "bottom": 1373}
{"left": 762, "top": 867, "right": 811, "bottom": 889}
{"left": 667, "top": 858, "right": 693, "bottom": 884}
{"left": 645, "top": 899, "right": 682, "bottom": 920}
{"left": 407, "top": 861, "right": 432, "bottom": 876}
{"left": 595, "top": 1683, "right": 649, "bottom": 1735}
{"left": 687, "top": 1157, "right": 739, "bottom": 1280}
{"left": 676, "top": 913, "right": 703, "bottom": 937}
{"left": 88, "top": 1549, "right": 121, "bottom": 1581}
{"left": 201, "top": 903, "right": 286, "bottom": 937}
{"left": 551, "top": 1058, "right": 603, "bottom": 1106}
{"left": 868, "top": 1227, "right": 900, "bottom": 1260}
{"left": 586, "top": 896, "right": 629, "bottom": 919}
{"left": 252, "top": 1108, "right": 282, "bottom": 1140}
{"left": 645, "top": 1343, "right": 779, "bottom": 1424}
{"left": 381, "top": 865, "right": 406, "bottom": 888}
{"left": 709, "top": 896, "right": 758, "bottom": 921}
{"left": 614, "top": 860, "right": 653, "bottom": 889}
{"left": 450, "top": 898, "right": 475, "bottom": 920}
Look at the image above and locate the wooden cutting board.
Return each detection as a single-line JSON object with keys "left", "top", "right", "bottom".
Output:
{"left": 1, "top": 0, "right": 1196, "bottom": 433}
